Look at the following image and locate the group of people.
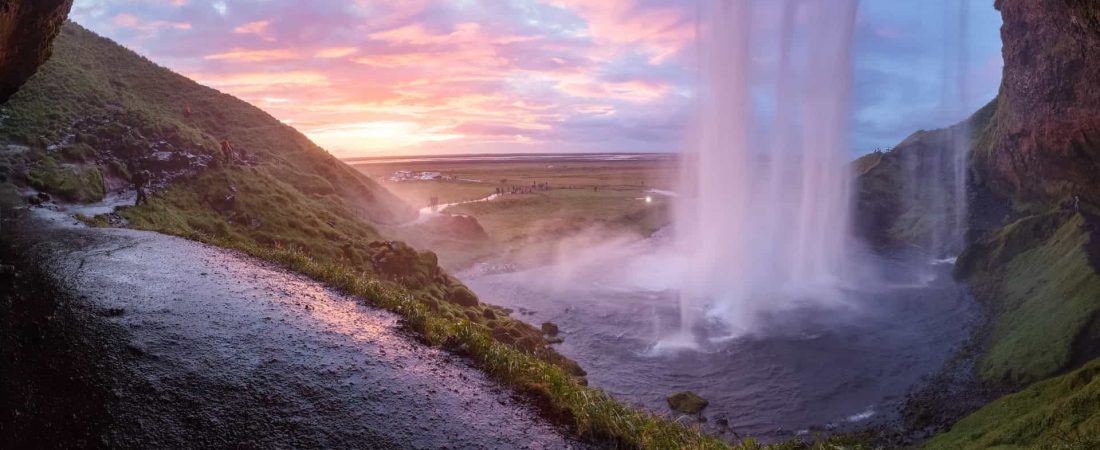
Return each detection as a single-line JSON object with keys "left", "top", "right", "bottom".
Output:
{"left": 496, "top": 182, "right": 553, "bottom": 196}
{"left": 123, "top": 102, "right": 250, "bottom": 208}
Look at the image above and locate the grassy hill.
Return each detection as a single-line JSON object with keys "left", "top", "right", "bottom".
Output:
{"left": 0, "top": 22, "right": 412, "bottom": 237}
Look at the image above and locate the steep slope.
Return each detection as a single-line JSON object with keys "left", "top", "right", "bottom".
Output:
{"left": 955, "top": 211, "right": 1100, "bottom": 385}
{"left": 0, "top": 0, "right": 73, "bottom": 102}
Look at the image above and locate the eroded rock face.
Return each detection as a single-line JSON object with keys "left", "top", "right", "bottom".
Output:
{"left": 0, "top": 0, "right": 73, "bottom": 103}
{"left": 978, "top": 0, "right": 1100, "bottom": 206}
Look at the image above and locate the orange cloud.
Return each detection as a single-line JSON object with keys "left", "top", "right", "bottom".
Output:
{"left": 305, "top": 121, "right": 462, "bottom": 153}
{"left": 205, "top": 48, "right": 299, "bottom": 62}
{"left": 187, "top": 71, "right": 331, "bottom": 93}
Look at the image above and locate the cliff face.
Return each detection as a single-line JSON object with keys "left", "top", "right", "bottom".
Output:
{"left": 976, "top": 0, "right": 1100, "bottom": 207}
{"left": 0, "top": 0, "right": 73, "bottom": 103}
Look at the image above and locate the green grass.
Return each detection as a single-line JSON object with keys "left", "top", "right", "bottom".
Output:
{"left": 451, "top": 188, "right": 667, "bottom": 243}
{"left": 923, "top": 358, "right": 1100, "bottom": 450}
{"left": 121, "top": 166, "right": 385, "bottom": 263}
{"left": 956, "top": 212, "right": 1100, "bottom": 385}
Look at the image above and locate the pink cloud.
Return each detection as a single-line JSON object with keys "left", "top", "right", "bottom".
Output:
{"left": 543, "top": 0, "right": 693, "bottom": 64}
{"left": 112, "top": 13, "right": 191, "bottom": 32}
{"left": 79, "top": 1, "right": 691, "bottom": 156}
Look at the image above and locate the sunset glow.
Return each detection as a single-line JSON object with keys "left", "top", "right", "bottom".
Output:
{"left": 71, "top": 0, "right": 1003, "bottom": 158}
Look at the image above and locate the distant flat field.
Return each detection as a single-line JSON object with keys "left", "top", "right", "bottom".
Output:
{"left": 350, "top": 153, "right": 677, "bottom": 208}
{"left": 349, "top": 154, "right": 677, "bottom": 269}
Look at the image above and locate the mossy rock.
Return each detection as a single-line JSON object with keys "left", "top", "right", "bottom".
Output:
{"left": 445, "top": 284, "right": 479, "bottom": 307}
{"left": 541, "top": 322, "right": 559, "bottom": 336}
{"left": 667, "top": 391, "right": 708, "bottom": 414}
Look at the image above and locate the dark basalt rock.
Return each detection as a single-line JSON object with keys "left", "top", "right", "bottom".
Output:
{"left": 0, "top": 0, "right": 73, "bottom": 103}
{"left": 977, "top": 0, "right": 1100, "bottom": 206}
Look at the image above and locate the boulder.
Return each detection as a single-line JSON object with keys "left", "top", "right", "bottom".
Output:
{"left": 540, "top": 322, "right": 559, "bottom": 336}
{"left": 445, "top": 284, "right": 478, "bottom": 307}
{"left": 367, "top": 241, "right": 441, "bottom": 287}
{"left": 481, "top": 308, "right": 496, "bottom": 320}
{"left": 667, "top": 391, "right": 708, "bottom": 414}
{"left": 420, "top": 214, "right": 489, "bottom": 241}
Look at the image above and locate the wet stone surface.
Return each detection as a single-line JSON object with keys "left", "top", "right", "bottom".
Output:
{"left": 9, "top": 209, "right": 581, "bottom": 449}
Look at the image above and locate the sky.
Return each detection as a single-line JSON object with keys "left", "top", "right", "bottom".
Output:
{"left": 70, "top": 0, "right": 1004, "bottom": 159}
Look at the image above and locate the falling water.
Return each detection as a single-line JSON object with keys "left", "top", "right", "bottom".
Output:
{"left": 898, "top": 1, "right": 972, "bottom": 259}
{"left": 674, "top": 0, "right": 860, "bottom": 340}
{"left": 948, "top": 2, "right": 972, "bottom": 256}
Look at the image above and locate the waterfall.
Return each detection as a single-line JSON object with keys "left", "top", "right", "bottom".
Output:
{"left": 674, "top": 0, "right": 860, "bottom": 339}
{"left": 898, "top": 1, "right": 972, "bottom": 259}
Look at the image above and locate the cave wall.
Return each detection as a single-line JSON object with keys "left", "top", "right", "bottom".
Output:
{"left": 976, "top": 0, "right": 1100, "bottom": 208}
{"left": 0, "top": 0, "right": 73, "bottom": 103}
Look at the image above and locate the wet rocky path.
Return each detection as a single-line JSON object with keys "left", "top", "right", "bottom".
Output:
{"left": 2, "top": 208, "right": 580, "bottom": 449}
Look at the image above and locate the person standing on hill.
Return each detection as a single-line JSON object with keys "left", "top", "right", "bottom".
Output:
{"left": 133, "top": 169, "right": 149, "bottom": 206}
{"left": 221, "top": 139, "right": 234, "bottom": 165}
